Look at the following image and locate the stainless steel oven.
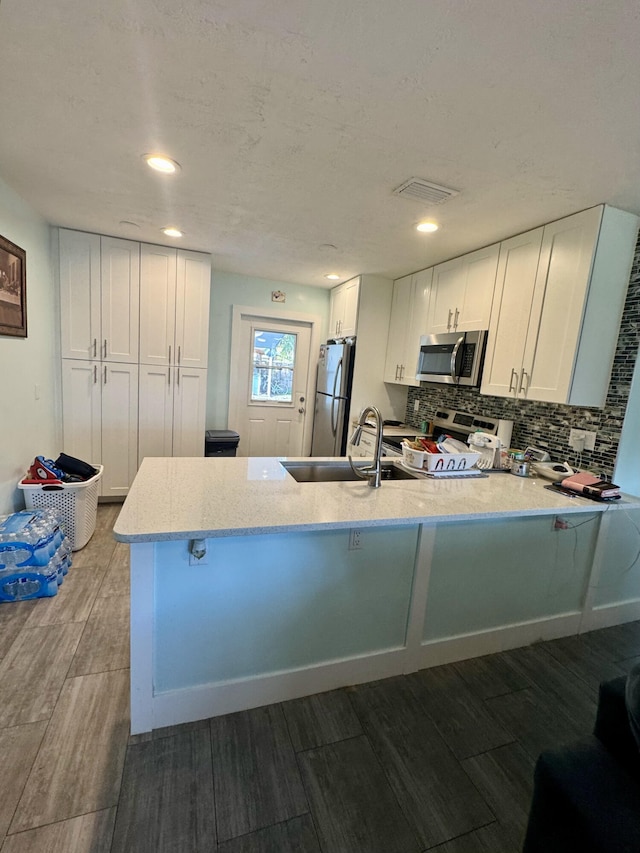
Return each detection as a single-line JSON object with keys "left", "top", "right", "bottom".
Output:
{"left": 430, "top": 408, "right": 499, "bottom": 443}
{"left": 417, "top": 330, "right": 487, "bottom": 386}
{"left": 381, "top": 437, "right": 407, "bottom": 458}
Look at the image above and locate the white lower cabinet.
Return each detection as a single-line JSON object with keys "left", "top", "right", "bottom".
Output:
{"left": 138, "top": 366, "right": 208, "bottom": 464}
{"left": 61, "top": 359, "right": 139, "bottom": 498}
{"left": 349, "top": 430, "right": 376, "bottom": 459}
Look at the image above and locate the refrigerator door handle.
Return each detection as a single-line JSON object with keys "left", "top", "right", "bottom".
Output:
{"left": 330, "top": 358, "right": 343, "bottom": 435}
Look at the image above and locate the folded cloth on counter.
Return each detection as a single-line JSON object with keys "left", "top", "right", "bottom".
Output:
{"left": 561, "top": 472, "right": 621, "bottom": 498}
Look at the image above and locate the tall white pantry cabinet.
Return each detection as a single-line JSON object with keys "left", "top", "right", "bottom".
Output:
{"left": 59, "top": 229, "right": 211, "bottom": 497}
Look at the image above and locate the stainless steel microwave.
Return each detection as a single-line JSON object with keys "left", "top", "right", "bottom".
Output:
{"left": 416, "top": 330, "right": 487, "bottom": 386}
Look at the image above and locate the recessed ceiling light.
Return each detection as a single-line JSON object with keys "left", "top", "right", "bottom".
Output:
{"left": 143, "top": 154, "right": 181, "bottom": 174}
{"left": 162, "top": 227, "right": 183, "bottom": 238}
{"left": 325, "top": 274, "right": 341, "bottom": 280}
{"left": 416, "top": 221, "right": 439, "bottom": 233}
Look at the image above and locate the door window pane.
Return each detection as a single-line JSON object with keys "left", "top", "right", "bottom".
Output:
{"left": 251, "top": 330, "right": 297, "bottom": 403}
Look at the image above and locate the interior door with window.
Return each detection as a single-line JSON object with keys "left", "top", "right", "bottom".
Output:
{"left": 232, "top": 317, "right": 312, "bottom": 457}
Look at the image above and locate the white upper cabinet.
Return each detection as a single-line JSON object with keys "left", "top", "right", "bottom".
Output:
{"left": 481, "top": 205, "right": 640, "bottom": 406}
{"left": 408, "top": 269, "right": 433, "bottom": 366}
{"left": 100, "top": 237, "right": 140, "bottom": 363}
{"left": 138, "top": 245, "right": 177, "bottom": 366}
{"left": 59, "top": 230, "right": 101, "bottom": 360}
{"left": 480, "top": 228, "right": 544, "bottom": 398}
{"left": 329, "top": 277, "right": 360, "bottom": 338}
{"left": 139, "top": 246, "right": 210, "bottom": 368}
{"left": 427, "top": 244, "right": 499, "bottom": 334}
{"left": 384, "top": 269, "right": 432, "bottom": 386}
{"left": 175, "top": 251, "right": 211, "bottom": 369}
{"left": 59, "top": 230, "right": 140, "bottom": 362}
{"left": 384, "top": 274, "right": 412, "bottom": 384}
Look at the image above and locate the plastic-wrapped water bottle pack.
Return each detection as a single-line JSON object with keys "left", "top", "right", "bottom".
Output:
{"left": 0, "top": 508, "right": 73, "bottom": 601}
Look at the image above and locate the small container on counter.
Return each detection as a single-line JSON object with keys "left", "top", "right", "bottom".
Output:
{"left": 510, "top": 459, "right": 531, "bottom": 477}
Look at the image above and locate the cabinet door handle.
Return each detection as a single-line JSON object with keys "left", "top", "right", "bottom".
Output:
{"left": 103, "top": 365, "right": 107, "bottom": 384}
{"left": 176, "top": 368, "right": 180, "bottom": 386}
{"left": 168, "top": 366, "right": 171, "bottom": 386}
{"left": 93, "top": 338, "right": 97, "bottom": 358}
{"left": 394, "top": 364, "right": 399, "bottom": 381}
{"left": 508, "top": 368, "right": 518, "bottom": 393}
{"left": 447, "top": 309, "right": 453, "bottom": 331}
{"left": 103, "top": 339, "right": 107, "bottom": 359}
{"left": 93, "top": 365, "right": 97, "bottom": 384}
{"left": 519, "top": 369, "right": 529, "bottom": 394}
{"left": 178, "top": 345, "right": 181, "bottom": 365}
{"left": 453, "top": 308, "right": 459, "bottom": 329}
{"left": 400, "top": 364, "right": 405, "bottom": 380}
{"left": 168, "top": 345, "right": 171, "bottom": 364}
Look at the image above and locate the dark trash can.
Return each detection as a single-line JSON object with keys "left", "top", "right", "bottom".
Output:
{"left": 205, "top": 430, "right": 240, "bottom": 457}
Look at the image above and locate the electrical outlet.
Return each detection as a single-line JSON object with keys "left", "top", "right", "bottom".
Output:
{"left": 188, "top": 538, "right": 208, "bottom": 565}
{"left": 569, "top": 428, "right": 596, "bottom": 451}
{"left": 413, "top": 399, "right": 420, "bottom": 412}
{"left": 349, "top": 529, "right": 363, "bottom": 550}
{"left": 553, "top": 516, "right": 568, "bottom": 530}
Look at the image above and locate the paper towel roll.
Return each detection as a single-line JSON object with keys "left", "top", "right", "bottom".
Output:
{"left": 496, "top": 419, "right": 514, "bottom": 449}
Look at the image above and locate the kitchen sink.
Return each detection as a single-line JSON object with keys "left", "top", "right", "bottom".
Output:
{"left": 280, "top": 460, "right": 421, "bottom": 483}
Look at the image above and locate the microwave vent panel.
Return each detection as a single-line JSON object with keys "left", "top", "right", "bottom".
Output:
{"left": 393, "top": 178, "right": 459, "bottom": 205}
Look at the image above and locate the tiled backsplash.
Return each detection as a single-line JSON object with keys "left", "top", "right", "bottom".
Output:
{"left": 404, "top": 232, "right": 640, "bottom": 479}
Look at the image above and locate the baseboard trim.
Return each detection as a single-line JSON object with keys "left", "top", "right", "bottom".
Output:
{"left": 412, "top": 612, "right": 583, "bottom": 670}
{"left": 151, "top": 646, "right": 406, "bottom": 729}
{"left": 149, "top": 612, "right": 589, "bottom": 729}
{"left": 580, "top": 599, "right": 640, "bottom": 632}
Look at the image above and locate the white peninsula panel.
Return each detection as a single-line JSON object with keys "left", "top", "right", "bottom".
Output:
{"left": 153, "top": 526, "right": 418, "bottom": 692}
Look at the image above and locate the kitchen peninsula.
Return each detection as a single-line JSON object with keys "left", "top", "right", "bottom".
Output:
{"left": 115, "top": 456, "right": 640, "bottom": 734}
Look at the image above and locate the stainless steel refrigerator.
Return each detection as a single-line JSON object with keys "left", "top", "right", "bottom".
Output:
{"left": 310, "top": 340, "right": 356, "bottom": 456}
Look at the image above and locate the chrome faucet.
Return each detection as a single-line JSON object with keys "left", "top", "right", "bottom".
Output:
{"left": 348, "top": 405, "right": 383, "bottom": 488}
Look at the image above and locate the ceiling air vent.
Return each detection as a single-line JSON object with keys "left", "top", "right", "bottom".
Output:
{"left": 393, "top": 178, "right": 459, "bottom": 205}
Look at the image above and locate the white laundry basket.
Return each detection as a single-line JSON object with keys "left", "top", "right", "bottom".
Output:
{"left": 18, "top": 466, "right": 103, "bottom": 550}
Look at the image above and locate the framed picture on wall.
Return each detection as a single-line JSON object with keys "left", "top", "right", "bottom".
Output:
{"left": 0, "top": 234, "right": 26, "bottom": 338}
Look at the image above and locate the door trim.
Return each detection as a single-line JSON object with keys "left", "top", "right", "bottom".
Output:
{"left": 229, "top": 305, "right": 322, "bottom": 456}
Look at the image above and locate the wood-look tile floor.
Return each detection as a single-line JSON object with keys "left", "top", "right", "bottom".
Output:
{"left": 1, "top": 505, "right": 639, "bottom": 852}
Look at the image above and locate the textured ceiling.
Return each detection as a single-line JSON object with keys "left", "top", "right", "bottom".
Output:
{"left": 0, "top": 0, "right": 639, "bottom": 287}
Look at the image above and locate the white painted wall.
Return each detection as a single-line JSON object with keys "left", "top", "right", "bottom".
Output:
{"left": 0, "top": 178, "right": 59, "bottom": 514}
{"left": 206, "top": 270, "right": 330, "bottom": 430}
{"left": 615, "top": 356, "right": 640, "bottom": 496}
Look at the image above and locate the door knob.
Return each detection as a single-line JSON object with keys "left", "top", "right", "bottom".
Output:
{"left": 298, "top": 407, "right": 305, "bottom": 414}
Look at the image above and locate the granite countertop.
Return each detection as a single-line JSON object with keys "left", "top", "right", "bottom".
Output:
{"left": 113, "top": 456, "right": 640, "bottom": 543}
